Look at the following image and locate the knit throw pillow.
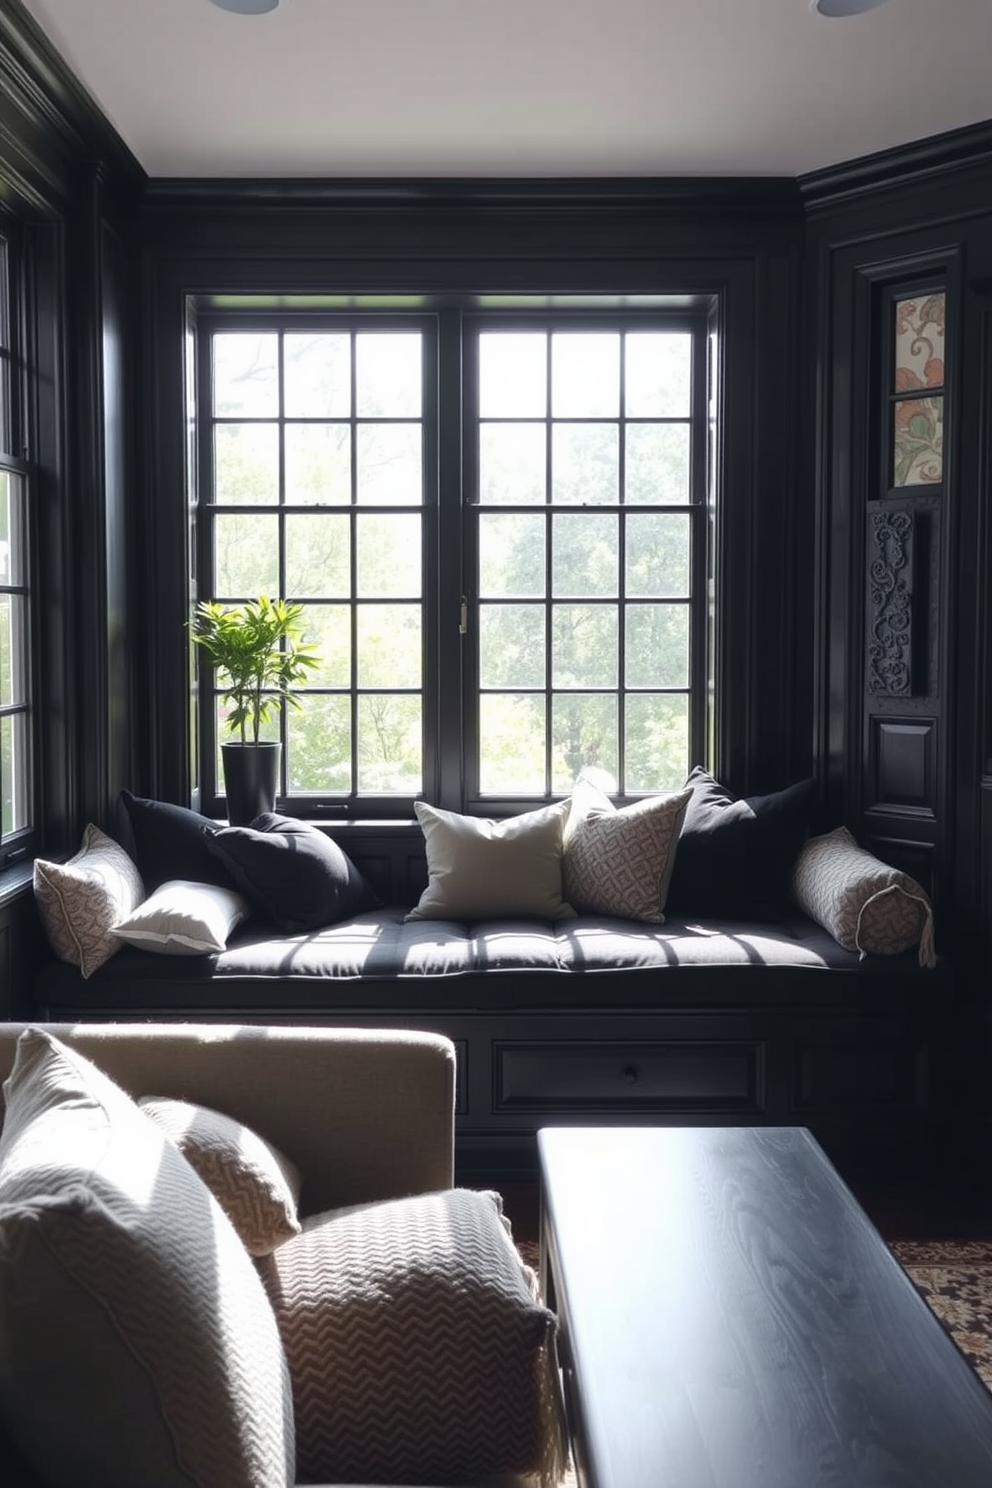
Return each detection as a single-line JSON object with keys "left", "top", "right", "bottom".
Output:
{"left": 257, "top": 1187, "right": 567, "bottom": 1488}
{"left": 791, "top": 825, "right": 936, "bottom": 967}
{"left": 33, "top": 824, "right": 145, "bottom": 978}
{"left": 563, "top": 779, "right": 692, "bottom": 923}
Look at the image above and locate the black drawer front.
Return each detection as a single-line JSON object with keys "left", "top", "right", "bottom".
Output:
{"left": 496, "top": 1041, "right": 763, "bottom": 1112}
{"left": 794, "top": 1039, "right": 929, "bottom": 1113}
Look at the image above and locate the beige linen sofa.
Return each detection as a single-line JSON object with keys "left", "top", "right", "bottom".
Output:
{"left": 0, "top": 1022, "right": 561, "bottom": 1488}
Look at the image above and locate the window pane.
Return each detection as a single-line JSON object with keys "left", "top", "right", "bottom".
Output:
{"left": 214, "top": 513, "right": 279, "bottom": 596}
{"left": 552, "top": 424, "right": 618, "bottom": 505}
{"left": 213, "top": 333, "right": 278, "bottom": 417}
{"left": 478, "top": 693, "right": 546, "bottom": 795}
{"left": 480, "top": 423, "right": 546, "bottom": 505}
{"left": 0, "top": 361, "right": 8, "bottom": 454}
{"left": 625, "top": 513, "right": 690, "bottom": 597}
{"left": 0, "top": 471, "right": 25, "bottom": 584}
{"left": 298, "top": 604, "right": 351, "bottom": 686}
{"left": 553, "top": 604, "right": 617, "bottom": 688}
{"left": 626, "top": 603, "right": 689, "bottom": 687}
{"left": 893, "top": 395, "right": 943, "bottom": 486}
{"left": 286, "top": 513, "right": 350, "bottom": 597}
{"left": 0, "top": 712, "right": 29, "bottom": 834}
{"left": 288, "top": 694, "right": 352, "bottom": 792}
{"left": 284, "top": 333, "right": 351, "bottom": 417}
{"left": 552, "top": 333, "right": 619, "bottom": 417}
{"left": 214, "top": 424, "right": 279, "bottom": 505}
{"left": 479, "top": 513, "right": 546, "bottom": 597}
{"left": 894, "top": 294, "right": 944, "bottom": 388}
{"left": 356, "top": 333, "right": 422, "bottom": 418}
{"left": 480, "top": 333, "right": 546, "bottom": 418}
{"left": 625, "top": 333, "right": 692, "bottom": 417}
{"left": 0, "top": 594, "right": 26, "bottom": 707}
{"left": 356, "top": 424, "right": 422, "bottom": 504}
{"left": 357, "top": 694, "right": 422, "bottom": 793}
{"left": 480, "top": 604, "right": 545, "bottom": 687}
{"left": 552, "top": 694, "right": 617, "bottom": 794}
{"left": 285, "top": 423, "right": 351, "bottom": 505}
{"left": 357, "top": 604, "right": 421, "bottom": 687}
{"left": 356, "top": 513, "right": 421, "bottom": 597}
{"left": 625, "top": 424, "right": 691, "bottom": 504}
{"left": 553, "top": 514, "right": 618, "bottom": 597}
{"left": 625, "top": 694, "right": 689, "bottom": 793}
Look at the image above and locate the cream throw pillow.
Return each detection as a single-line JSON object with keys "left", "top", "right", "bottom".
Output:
{"left": 407, "top": 799, "right": 576, "bottom": 921}
{"left": 0, "top": 1029, "right": 294, "bottom": 1488}
{"left": 563, "top": 779, "right": 692, "bottom": 922}
{"left": 791, "top": 825, "right": 937, "bottom": 967}
{"left": 113, "top": 879, "right": 251, "bottom": 955}
{"left": 33, "top": 824, "right": 144, "bottom": 978}
{"left": 139, "top": 1096, "right": 302, "bottom": 1256}
{"left": 257, "top": 1187, "right": 566, "bottom": 1488}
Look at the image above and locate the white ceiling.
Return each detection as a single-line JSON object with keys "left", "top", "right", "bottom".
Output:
{"left": 16, "top": 0, "right": 992, "bottom": 180}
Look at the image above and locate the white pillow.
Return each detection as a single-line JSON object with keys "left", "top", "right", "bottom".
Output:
{"left": 112, "top": 879, "right": 250, "bottom": 954}
{"left": 406, "top": 800, "right": 576, "bottom": 922}
{"left": 563, "top": 779, "right": 692, "bottom": 922}
{"left": 33, "top": 824, "right": 145, "bottom": 978}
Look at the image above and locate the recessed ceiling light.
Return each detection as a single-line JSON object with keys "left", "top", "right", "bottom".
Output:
{"left": 811, "top": 0, "right": 889, "bottom": 14}
{"left": 208, "top": 0, "right": 280, "bottom": 14}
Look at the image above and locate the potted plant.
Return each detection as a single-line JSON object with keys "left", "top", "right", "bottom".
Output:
{"left": 191, "top": 595, "right": 321, "bottom": 825}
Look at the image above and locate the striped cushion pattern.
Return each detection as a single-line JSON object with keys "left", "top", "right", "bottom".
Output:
{"left": 140, "top": 1096, "right": 302, "bottom": 1256}
{"left": 563, "top": 780, "right": 692, "bottom": 922}
{"left": 0, "top": 1029, "right": 294, "bottom": 1488}
{"left": 33, "top": 824, "right": 144, "bottom": 978}
{"left": 791, "top": 825, "right": 937, "bottom": 966}
{"left": 258, "top": 1187, "right": 567, "bottom": 1488}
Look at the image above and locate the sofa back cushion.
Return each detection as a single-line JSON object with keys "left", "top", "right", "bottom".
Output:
{"left": 0, "top": 1028, "right": 294, "bottom": 1488}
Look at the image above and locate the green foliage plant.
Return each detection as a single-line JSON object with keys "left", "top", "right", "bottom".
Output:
{"left": 191, "top": 595, "right": 321, "bottom": 746}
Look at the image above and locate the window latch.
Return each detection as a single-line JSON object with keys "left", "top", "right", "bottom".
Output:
{"left": 459, "top": 596, "right": 468, "bottom": 635}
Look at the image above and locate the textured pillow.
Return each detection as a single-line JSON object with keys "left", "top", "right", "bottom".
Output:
{"left": 112, "top": 878, "right": 250, "bottom": 955}
{"left": 119, "top": 790, "right": 233, "bottom": 893}
{"left": 407, "top": 799, "right": 575, "bottom": 922}
{"left": 139, "top": 1096, "right": 302, "bottom": 1256}
{"left": 257, "top": 1187, "right": 565, "bottom": 1487}
{"left": 666, "top": 768, "right": 816, "bottom": 922}
{"left": 791, "top": 825, "right": 937, "bottom": 967}
{"left": 33, "top": 824, "right": 145, "bottom": 978}
{"left": 563, "top": 779, "right": 692, "bottom": 923}
{"left": 204, "top": 813, "right": 379, "bottom": 933}
{"left": 0, "top": 1028, "right": 294, "bottom": 1488}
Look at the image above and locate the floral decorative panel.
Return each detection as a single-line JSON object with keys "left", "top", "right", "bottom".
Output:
{"left": 893, "top": 394, "right": 943, "bottom": 487}
{"left": 894, "top": 294, "right": 945, "bottom": 389}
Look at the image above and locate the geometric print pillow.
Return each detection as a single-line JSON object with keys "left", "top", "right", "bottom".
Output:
{"left": 139, "top": 1097, "right": 302, "bottom": 1256}
{"left": 256, "top": 1187, "right": 567, "bottom": 1488}
{"left": 791, "top": 825, "right": 936, "bottom": 967}
{"left": 33, "top": 824, "right": 145, "bottom": 979}
{"left": 563, "top": 779, "right": 692, "bottom": 923}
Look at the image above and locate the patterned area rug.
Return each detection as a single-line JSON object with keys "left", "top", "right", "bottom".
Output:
{"left": 889, "top": 1239, "right": 992, "bottom": 1390}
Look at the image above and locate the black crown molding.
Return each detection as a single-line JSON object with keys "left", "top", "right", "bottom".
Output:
{"left": 799, "top": 117, "right": 992, "bottom": 215}
{"left": 0, "top": 0, "right": 144, "bottom": 209}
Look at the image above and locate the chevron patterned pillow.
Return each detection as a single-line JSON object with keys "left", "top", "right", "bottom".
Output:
{"left": 33, "top": 824, "right": 145, "bottom": 978}
{"left": 140, "top": 1096, "right": 302, "bottom": 1256}
{"left": 791, "top": 825, "right": 937, "bottom": 967}
{"left": 0, "top": 1029, "right": 294, "bottom": 1488}
{"left": 563, "top": 778, "right": 693, "bottom": 922}
{"left": 257, "top": 1187, "right": 567, "bottom": 1488}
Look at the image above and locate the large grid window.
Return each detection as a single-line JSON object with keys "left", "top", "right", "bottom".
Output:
{"left": 0, "top": 227, "right": 32, "bottom": 851}
{"left": 195, "top": 304, "right": 713, "bottom": 819}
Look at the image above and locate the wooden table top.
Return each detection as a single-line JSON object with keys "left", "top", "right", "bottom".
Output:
{"left": 538, "top": 1125, "right": 992, "bottom": 1488}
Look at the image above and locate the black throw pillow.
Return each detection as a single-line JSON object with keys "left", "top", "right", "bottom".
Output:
{"left": 665, "top": 768, "right": 816, "bottom": 922}
{"left": 203, "top": 812, "right": 380, "bottom": 933}
{"left": 118, "top": 790, "right": 234, "bottom": 893}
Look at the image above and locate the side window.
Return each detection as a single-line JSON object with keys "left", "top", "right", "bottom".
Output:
{"left": 0, "top": 226, "right": 32, "bottom": 857}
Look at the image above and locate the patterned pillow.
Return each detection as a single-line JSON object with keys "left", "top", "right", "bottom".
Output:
{"left": 791, "top": 825, "right": 936, "bottom": 966}
{"left": 139, "top": 1096, "right": 302, "bottom": 1256}
{"left": 0, "top": 1029, "right": 294, "bottom": 1488}
{"left": 33, "top": 824, "right": 145, "bottom": 978}
{"left": 112, "top": 879, "right": 251, "bottom": 955}
{"left": 407, "top": 799, "right": 576, "bottom": 922}
{"left": 563, "top": 779, "right": 692, "bottom": 923}
{"left": 257, "top": 1187, "right": 566, "bottom": 1487}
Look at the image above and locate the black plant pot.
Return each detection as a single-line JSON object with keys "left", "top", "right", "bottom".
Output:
{"left": 221, "top": 741, "right": 281, "bottom": 826}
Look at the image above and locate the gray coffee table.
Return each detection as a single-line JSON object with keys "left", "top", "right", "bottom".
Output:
{"left": 538, "top": 1125, "right": 992, "bottom": 1488}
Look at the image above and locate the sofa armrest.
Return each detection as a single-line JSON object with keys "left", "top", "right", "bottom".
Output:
{"left": 0, "top": 1023, "right": 456, "bottom": 1214}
